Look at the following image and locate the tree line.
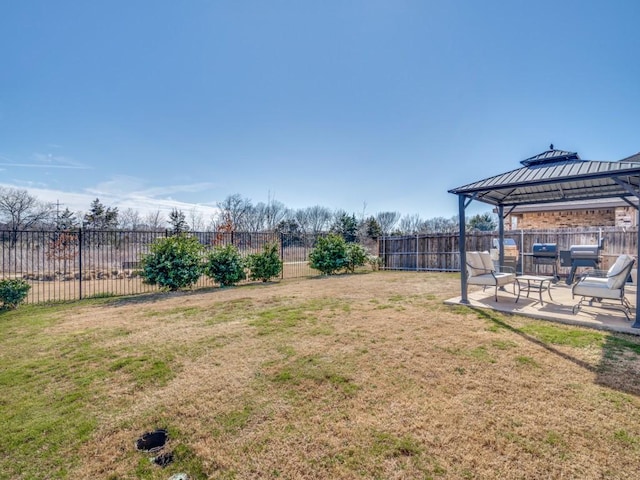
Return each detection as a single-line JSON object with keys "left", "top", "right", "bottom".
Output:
{"left": 0, "top": 187, "right": 497, "bottom": 238}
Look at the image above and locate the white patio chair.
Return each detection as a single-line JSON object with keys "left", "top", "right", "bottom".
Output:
{"left": 572, "top": 254, "right": 636, "bottom": 320}
{"left": 466, "top": 251, "right": 516, "bottom": 302}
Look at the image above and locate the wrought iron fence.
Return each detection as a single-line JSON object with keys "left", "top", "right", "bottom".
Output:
{"left": 0, "top": 229, "right": 326, "bottom": 304}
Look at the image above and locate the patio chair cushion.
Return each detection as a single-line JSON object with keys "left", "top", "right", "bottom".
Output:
{"left": 469, "top": 272, "right": 515, "bottom": 287}
{"left": 607, "top": 254, "right": 634, "bottom": 289}
{"left": 574, "top": 277, "right": 622, "bottom": 300}
{"left": 479, "top": 251, "right": 494, "bottom": 272}
{"left": 466, "top": 252, "right": 486, "bottom": 277}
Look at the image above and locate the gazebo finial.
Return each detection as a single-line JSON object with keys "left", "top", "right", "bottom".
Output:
{"left": 549, "top": 143, "right": 554, "bottom": 150}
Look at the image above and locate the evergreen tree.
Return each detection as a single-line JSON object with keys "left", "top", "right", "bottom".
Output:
{"left": 56, "top": 208, "right": 78, "bottom": 230}
{"left": 468, "top": 212, "right": 497, "bottom": 231}
{"left": 83, "top": 198, "right": 118, "bottom": 229}
{"left": 168, "top": 208, "right": 190, "bottom": 234}
{"left": 276, "top": 219, "right": 303, "bottom": 247}
{"left": 364, "top": 216, "right": 382, "bottom": 239}
{"left": 330, "top": 212, "right": 359, "bottom": 243}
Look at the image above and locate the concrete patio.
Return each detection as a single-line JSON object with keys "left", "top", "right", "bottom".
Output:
{"left": 445, "top": 280, "right": 640, "bottom": 336}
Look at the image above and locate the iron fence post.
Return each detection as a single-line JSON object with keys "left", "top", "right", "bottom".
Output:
{"left": 78, "top": 228, "right": 83, "bottom": 300}
{"left": 280, "top": 232, "right": 284, "bottom": 279}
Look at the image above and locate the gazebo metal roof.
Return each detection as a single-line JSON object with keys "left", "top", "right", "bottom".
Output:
{"left": 449, "top": 148, "right": 640, "bottom": 208}
{"left": 449, "top": 146, "right": 640, "bottom": 328}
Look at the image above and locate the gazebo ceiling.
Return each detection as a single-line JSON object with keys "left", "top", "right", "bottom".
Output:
{"left": 449, "top": 148, "right": 640, "bottom": 208}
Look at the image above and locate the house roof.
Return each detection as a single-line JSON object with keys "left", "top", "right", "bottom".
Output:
{"left": 620, "top": 152, "right": 640, "bottom": 163}
{"left": 448, "top": 148, "right": 640, "bottom": 208}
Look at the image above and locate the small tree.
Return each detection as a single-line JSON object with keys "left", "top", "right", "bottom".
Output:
{"left": 56, "top": 207, "right": 79, "bottom": 231}
{"left": 345, "top": 243, "right": 369, "bottom": 273}
{"left": 330, "top": 212, "right": 359, "bottom": 243}
{"left": 363, "top": 216, "right": 382, "bottom": 239}
{"left": 141, "top": 234, "right": 203, "bottom": 291}
{"left": 0, "top": 278, "right": 31, "bottom": 309}
{"left": 309, "top": 234, "right": 348, "bottom": 275}
{"left": 204, "top": 244, "right": 246, "bottom": 287}
{"left": 276, "top": 219, "right": 303, "bottom": 247}
{"left": 83, "top": 198, "right": 118, "bottom": 229}
{"left": 246, "top": 242, "right": 283, "bottom": 282}
{"left": 168, "top": 208, "right": 190, "bottom": 234}
{"left": 46, "top": 232, "right": 78, "bottom": 274}
{"left": 468, "top": 212, "right": 497, "bottom": 231}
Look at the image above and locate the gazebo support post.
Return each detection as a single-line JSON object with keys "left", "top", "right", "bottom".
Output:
{"left": 498, "top": 205, "right": 505, "bottom": 269}
{"left": 633, "top": 207, "right": 640, "bottom": 328}
{"left": 459, "top": 195, "right": 469, "bottom": 304}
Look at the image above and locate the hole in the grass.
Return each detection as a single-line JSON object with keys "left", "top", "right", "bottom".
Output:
{"left": 135, "top": 428, "right": 168, "bottom": 453}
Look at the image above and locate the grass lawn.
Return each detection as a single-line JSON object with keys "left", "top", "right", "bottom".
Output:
{"left": 2, "top": 271, "right": 640, "bottom": 479}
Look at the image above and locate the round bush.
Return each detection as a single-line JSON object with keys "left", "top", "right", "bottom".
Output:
{"left": 345, "top": 242, "right": 369, "bottom": 273}
{"left": 309, "top": 234, "right": 348, "bottom": 275}
{"left": 0, "top": 278, "right": 31, "bottom": 309}
{"left": 204, "top": 244, "right": 246, "bottom": 287}
{"left": 141, "top": 234, "right": 204, "bottom": 291}
{"left": 246, "top": 242, "right": 283, "bottom": 282}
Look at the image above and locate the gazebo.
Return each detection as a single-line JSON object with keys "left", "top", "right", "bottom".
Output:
{"left": 449, "top": 146, "right": 640, "bottom": 328}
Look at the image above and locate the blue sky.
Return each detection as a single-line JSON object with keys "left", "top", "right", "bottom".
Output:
{"left": 1, "top": 1, "right": 639, "bottom": 221}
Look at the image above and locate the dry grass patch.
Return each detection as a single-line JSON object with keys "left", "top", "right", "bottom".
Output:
{"left": 2, "top": 272, "right": 640, "bottom": 479}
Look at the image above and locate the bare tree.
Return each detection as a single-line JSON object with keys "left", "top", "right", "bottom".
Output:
{"left": 375, "top": 211, "right": 401, "bottom": 235}
{"left": 217, "top": 194, "right": 252, "bottom": 231}
{"left": 264, "top": 199, "right": 289, "bottom": 231}
{"left": 301, "top": 205, "right": 332, "bottom": 234}
{"left": 398, "top": 214, "right": 424, "bottom": 234}
{"left": 188, "top": 207, "right": 205, "bottom": 232}
{"left": 0, "top": 187, "right": 53, "bottom": 242}
{"left": 119, "top": 208, "right": 143, "bottom": 230}
{"left": 422, "top": 216, "right": 459, "bottom": 233}
{"left": 143, "top": 210, "right": 166, "bottom": 231}
{"left": 244, "top": 203, "right": 268, "bottom": 232}
{"left": 293, "top": 208, "right": 308, "bottom": 234}
{"left": 208, "top": 216, "right": 221, "bottom": 232}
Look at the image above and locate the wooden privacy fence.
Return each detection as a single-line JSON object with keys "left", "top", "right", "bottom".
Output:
{"left": 379, "top": 227, "right": 639, "bottom": 275}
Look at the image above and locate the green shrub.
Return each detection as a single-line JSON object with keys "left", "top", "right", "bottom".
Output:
{"left": 246, "top": 242, "right": 283, "bottom": 282}
{"left": 0, "top": 278, "right": 31, "bottom": 309}
{"left": 368, "top": 254, "right": 383, "bottom": 271}
{"left": 204, "top": 244, "right": 246, "bottom": 287}
{"left": 345, "top": 243, "right": 369, "bottom": 273}
{"left": 141, "top": 234, "right": 204, "bottom": 291}
{"left": 309, "top": 234, "right": 348, "bottom": 275}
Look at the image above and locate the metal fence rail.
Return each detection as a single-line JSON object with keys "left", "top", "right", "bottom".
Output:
{"left": 0, "top": 230, "right": 325, "bottom": 304}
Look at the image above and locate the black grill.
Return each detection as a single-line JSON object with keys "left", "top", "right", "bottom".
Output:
{"left": 532, "top": 243, "right": 559, "bottom": 279}
{"left": 564, "top": 244, "right": 601, "bottom": 284}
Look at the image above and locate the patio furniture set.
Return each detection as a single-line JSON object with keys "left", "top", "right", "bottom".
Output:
{"left": 465, "top": 251, "right": 636, "bottom": 321}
